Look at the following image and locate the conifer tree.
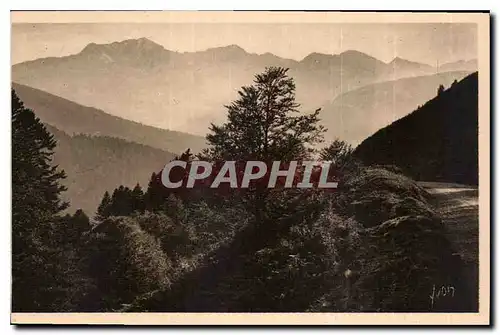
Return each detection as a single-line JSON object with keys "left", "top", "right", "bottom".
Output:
{"left": 144, "top": 173, "right": 162, "bottom": 211}
{"left": 143, "top": 149, "right": 195, "bottom": 211}
{"left": 96, "top": 191, "right": 111, "bottom": 221}
{"left": 320, "top": 139, "right": 354, "bottom": 168}
{"left": 60, "top": 209, "right": 90, "bottom": 245}
{"left": 131, "top": 183, "right": 145, "bottom": 213}
{"left": 437, "top": 84, "right": 445, "bottom": 95}
{"left": 12, "top": 89, "right": 69, "bottom": 311}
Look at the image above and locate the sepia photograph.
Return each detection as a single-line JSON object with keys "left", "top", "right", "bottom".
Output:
{"left": 10, "top": 11, "right": 490, "bottom": 325}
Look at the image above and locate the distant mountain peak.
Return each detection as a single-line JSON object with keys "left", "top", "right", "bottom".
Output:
{"left": 81, "top": 38, "right": 165, "bottom": 55}
{"left": 81, "top": 42, "right": 100, "bottom": 54}
{"left": 126, "top": 37, "right": 163, "bottom": 48}
{"left": 204, "top": 44, "right": 247, "bottom": 54}
{"left": 301, "top": 52, "right": 333, "bottom": 63}
{"left": 390, "top": 57, "right": 417, "bottom": 65}
{"left": 438, "top": 59, "right": 478, "bottom": 73}
{"left": 226, "top": 44, "right": 245, "bottom": 50}
{"left": 340, "top": 49, "right": 369, "bottom": 57}
{"left": 301, "top": 50, "right": 383, "bottom": 65}
{"left": 78, "top": 38, "right": 170, "bottom": 67}
{"left": 339, "top": 50, "right": 385, "bottom": 66}
{"left": 441, "top": 58, "right": 478, "bottom": 66}
{"left": 390, "top": 57, "right": 430, "bottom": 67}
{"left": 260, "top": 52, "right": 276, "bottom": 57}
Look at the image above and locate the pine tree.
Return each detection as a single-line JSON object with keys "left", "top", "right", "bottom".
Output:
{"left": 142, "top": 149, "right": 196, "bottom": 211}
{"left": 131, "top": 183, "right": 145, "bottom": 213}
{"left": 144, "top": 172, "right": 168, "bottom": 211}
{"left": 12, "top": 89, "right": 69, "bottom": 311}
{"left": 437, "top": 84, "right": 445, "bottom": 95}
{"left": 96, "top": 191, "right": 111, "bottom": 221}
{"left": 107, "top": 186, "right": 134, "bottom": 216}
{"left": 58, "top": 209, "right": 90, "bottom": 245}
{"left": 69, "top": 209, "right": 90, "bottom": 241}
{"left": 177, "top": 148, "right": 193, "bottom": 161}
{"left": 320, "top": 139, "right": 354, "bottom": 168}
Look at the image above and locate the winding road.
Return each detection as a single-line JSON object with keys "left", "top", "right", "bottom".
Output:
{"left": 419, "top": 182, "right": 479, "bottom": 311}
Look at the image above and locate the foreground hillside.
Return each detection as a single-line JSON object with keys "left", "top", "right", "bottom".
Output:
{"left": 354, "top": 72, "right": 478, "bottom": 185}
{"left": 13, "top": 83, "right": 206, "bottom": 155}
{"left": 120, "top": 167, "right": 474, "bottom": 312}
{"left": 47, "top": 125, "right": 175, "bottom": 214}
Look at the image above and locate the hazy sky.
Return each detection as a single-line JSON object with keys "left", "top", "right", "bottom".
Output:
{"left": 11, "top": 23, "right": 477, "bottom": 65}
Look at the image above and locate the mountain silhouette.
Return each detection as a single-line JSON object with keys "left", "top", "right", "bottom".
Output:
{"left": 353, "top": 72, "right": 478, "bottom": 185}
{"left": 439, "top": 59, "right": 478, "bottom": 73}
{"left": 385, "top": 57, "right": 434, "bottom": 77}
{"left": 12, "top": 38, "right": 474, "bottom": 136}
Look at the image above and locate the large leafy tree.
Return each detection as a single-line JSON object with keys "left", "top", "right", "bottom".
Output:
{"left": 86, "top": 217, "right": 171, "bottom": 311}
{"left": 12, "top": 89, "right": 70, "bottom": 311}
{"left": 203, "top": 67, "right": 325, "bottom": 162}
{"left": 202, "top": 67, "right": 326, "bottom": 224}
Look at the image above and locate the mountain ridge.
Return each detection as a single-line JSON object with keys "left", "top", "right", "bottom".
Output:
{"left": 12, "top": 82, "right": 207, "bottom": 155}
{"left": 14, "top": 37, "right": 430, "bottom": 67}
{"left": 353, "top": 72, "right": 478, "bottom": 185}
{"left": 13, "top": 37, "right": 476, "bottom": 69}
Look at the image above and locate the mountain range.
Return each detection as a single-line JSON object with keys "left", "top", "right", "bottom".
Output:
{"left": 12, "top": 38, "right": 477, "bottom": 137}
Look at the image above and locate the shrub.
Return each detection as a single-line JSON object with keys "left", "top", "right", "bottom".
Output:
{"left": 85, "top": 217, "right": 171, "bottom": 310}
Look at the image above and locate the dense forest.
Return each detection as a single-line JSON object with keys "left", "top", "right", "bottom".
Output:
{"left": 46, "top": 125, "right": 175, "bottom": 214}
{"left": 12, "top": 67, "right": 477, "bottom": 312}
